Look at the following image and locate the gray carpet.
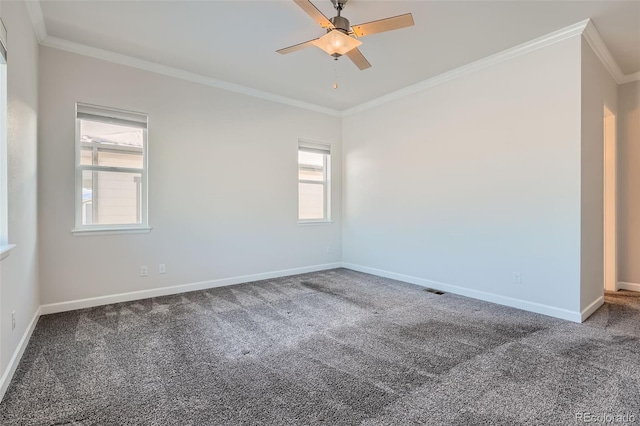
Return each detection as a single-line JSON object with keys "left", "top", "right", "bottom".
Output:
{"left": 1, "top": 268, "right": 639, "bottom": 425}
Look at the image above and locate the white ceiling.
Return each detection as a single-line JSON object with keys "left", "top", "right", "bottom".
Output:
{"left": 38, "top": 1, "right": 640, "bottom": 110}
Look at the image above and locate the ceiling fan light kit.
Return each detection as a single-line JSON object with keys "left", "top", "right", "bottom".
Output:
{"left": 278, "top": 0, "right": 414, "bottom": 70}
{"left": 313, "top": 29, "right": 362, "bottom": 57}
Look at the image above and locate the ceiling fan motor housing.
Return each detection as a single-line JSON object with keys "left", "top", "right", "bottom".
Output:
{"left": 330, "top": 15, "right": 351, "bottom": 34}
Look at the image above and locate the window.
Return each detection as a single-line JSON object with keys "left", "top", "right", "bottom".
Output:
{"left": 74, "top": 103, "right": 149, "bottom": 234}
{"left": 298, "top": 141, "right": 331, "bottom": 222}
{"left": 0, "top": 18, "right": 13, "bottom": 258}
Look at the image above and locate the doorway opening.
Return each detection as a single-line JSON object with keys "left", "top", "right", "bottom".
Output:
{"left": 603, "top": 105, "right": 617, "bottom": 292}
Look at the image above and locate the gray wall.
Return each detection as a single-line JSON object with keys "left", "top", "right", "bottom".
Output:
{"left": 38, "top": 46, "right": 342, "bottom": 305}
{"left": 579, "top": 38, "right": 617, "bottom": 310}
{"left": 342, "top": 37, "right": 584, "bottom": 317}
{"left": 618, "top": 81, "right": 640, "bottom": 286}
{"left": 0, "top": 0, "right": 40, "bottom": 385}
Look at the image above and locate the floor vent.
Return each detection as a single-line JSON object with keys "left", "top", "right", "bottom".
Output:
{"left": 423, "top": 288, "right": 445, "bottom": 295}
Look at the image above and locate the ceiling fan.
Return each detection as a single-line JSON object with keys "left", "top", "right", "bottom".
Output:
{"left": 277, "top": 0, "right": 414, "bottom": 70}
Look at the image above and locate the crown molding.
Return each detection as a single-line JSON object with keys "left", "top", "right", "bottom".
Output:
{"left": 344, "top": 19, "right": 639, "bottom": 116}
{"left": 25, "top": 0, "right": 340, "bottom": 117}
{"left": 23, "top": 1, "right": 640, "bottom": 116}
{"left": 582, "top": 19, "right": 628, "bottom": 84}
{"left": 619, "top": 71, "right": 640, "bottom": 85}
{"left": 343, "top": 20, "right": 590, "bottom": 116}
{"left": 40, "top": 36, "right": 342, "bottom": 117}
{"left": 24, "top": 0, "right": 47, "bottom": 43}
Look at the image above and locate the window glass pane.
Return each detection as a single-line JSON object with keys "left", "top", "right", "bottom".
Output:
{"left": 299, "top": 182, "right": 324, "bottom": 220}
{"left": 97, "top": 150, "right": 143, "bottom": 168}
{"left": 299, "top": 166, "right": 323, "bottom": 182}
{"left": 298, "top": 151, "right": 323, "bottom": 167}
{"left": 82, "top": 172, "right": 93, "bottom": 224}
{"left": 0, "top": 63, "right": 7, "bottom": 244}
{"left": 80, "top": 147, "right": 93, "bottom": 166}
{"left": 80, "top": 119, "right": 143, "bottom": 168}
{"left": 82, "top": 170, "right": 142, "bottom": 225}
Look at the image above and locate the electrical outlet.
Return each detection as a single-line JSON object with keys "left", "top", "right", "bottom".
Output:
{"left": 159, "top": 264, "right": 166, "bottom": 274}
{"left": 513, "top": 272, "right": 522, "bottom": 284}
{"left": 326, "top": 245, "right": 332, "bottom": 254}
{"left": 11, "top": 311, "right": 15, "bottom": 330}
{"left": 140, "top": 266, "right": 149, "bottom": 277}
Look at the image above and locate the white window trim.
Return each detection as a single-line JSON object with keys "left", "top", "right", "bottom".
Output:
{"left": 72, "top": 103, "right": 150, "bottom": 235}
{"left": 298, "top": 139, "right": 332, "bottom": 224}
{"left": 297, "top": 221, "right": 333, "bottom": 226}
{"left": 0, "top": 243, "right": 16, "bottom": 260}
{"left": 71, "top": 228, "right": 152, "bottom": 237}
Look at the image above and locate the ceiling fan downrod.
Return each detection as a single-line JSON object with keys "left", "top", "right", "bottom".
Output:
{"left": 331, "top": 0, "right": 347, "bottom": 15}
{"left": 329, "top": 0, "right": 351, "bottom": 35}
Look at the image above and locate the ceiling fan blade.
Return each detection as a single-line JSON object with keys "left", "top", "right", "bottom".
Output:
{"left": 276, "top": 39, "right": 319, "bottom": 55}
{"left": 293, "top": 0, "right": 334, "bottom": 29}
{"left": 346, "top": 48, "right": 372, "bottom": 70}
{"left": 351, "top": 13, "right": 414, "bottom": 37}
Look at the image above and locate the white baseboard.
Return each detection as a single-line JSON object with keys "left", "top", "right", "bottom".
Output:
{"left": 581, "top": 296, "right": 605, "bottom": 322}
{"left": 342, "top": 263, "right": 584, "bottom": 323}
{"left": 618, "top": 281, "right": 640, "bottom": 292}
{"left": 4, "top": 262, "right": 602, "bottom": 404}
{"left": 40, "top": 262, "right": 342, "bottom": 315}
{"left": 0, "top": 307, "right": 41, "bottom": 403}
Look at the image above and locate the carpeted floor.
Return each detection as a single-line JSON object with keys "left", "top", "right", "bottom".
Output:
{"left": 1, "top": 268, "right": 639, "bottom": 425}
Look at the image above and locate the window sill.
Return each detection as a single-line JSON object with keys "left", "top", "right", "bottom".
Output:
{"left": 298, "top": 220, "right": 333, "bottom": 226}
{"left": 72, "top": 227, "right": 152, "bottom": 237}
{"left": 0, "top": 244, "right": 17, "bottom": 260}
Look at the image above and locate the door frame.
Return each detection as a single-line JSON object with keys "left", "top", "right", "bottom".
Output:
{"left": 603, "top": 104, "right": 617, "bottom": 292}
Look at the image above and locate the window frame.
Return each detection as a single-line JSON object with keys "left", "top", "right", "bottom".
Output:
{"left": 0, "top": 18, "right": 14, "bottom": 259}
{"left": 298, "top": 140, "right": 332, "bottom": 224}
{"left": 72, "top": 103, "right": 150, "bottom": 235}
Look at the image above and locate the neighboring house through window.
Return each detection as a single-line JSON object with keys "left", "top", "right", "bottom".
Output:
{"left": 74, "top": 103, "right": 149, "bottom": 234}
{"left": 298, "top": 140, "right": 331, "bottom": 223}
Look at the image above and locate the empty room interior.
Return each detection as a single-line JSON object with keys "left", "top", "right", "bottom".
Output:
{"left": 0, "top": 0, "right": 639, "bottom": 424}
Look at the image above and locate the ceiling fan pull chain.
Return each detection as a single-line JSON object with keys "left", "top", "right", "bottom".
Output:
{"left": 333, "top": 63, "right": 339, "bottom": 89}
